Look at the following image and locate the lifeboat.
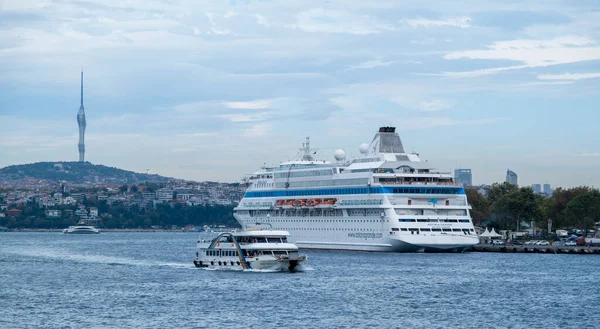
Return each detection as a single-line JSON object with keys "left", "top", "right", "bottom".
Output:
{"left": 276, "top": 200, "right": 285, "bottom": 207}
{"left": 306, "top": 199, "right": 315, "bottom": 207}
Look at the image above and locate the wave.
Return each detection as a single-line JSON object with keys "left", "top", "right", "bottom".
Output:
{"left": 3, "top": 247, "right": 192, "bottom": 269}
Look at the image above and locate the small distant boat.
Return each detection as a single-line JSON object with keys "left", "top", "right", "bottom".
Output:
{"left": 193, "top": 229, "right": 307, "bottom": 272}
{"left": 0, "top": 226, "right": 6, "bottom": 232}
{"left": 63, "top": 225, "right": 100, "bottom": 234}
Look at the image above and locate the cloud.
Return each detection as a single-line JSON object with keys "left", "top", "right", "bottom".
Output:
{"left": 442, "top": 36, "right": 600, "bottom": 77}
{"left": 511, "top": 81, "right": 574, "bottom": 87}
{"left": 216, "top": 113, "right": 268, "bottom": 123}
{"left": 401, "top": 117, "right": 508, "bottom": 130}
{"left": 297, "top": 8, "right": 394, "bottom": 35}
{"left": 223, "top": 99, "right": 277, "bottom": 109}
{"left": 432, "top": 65, "right": 529, "bottom": 78}
{"left": 537, "top": 72, "right": 600, "bottom": 80}
{"left": 388, "top": 96, "right": 455, "bottom": 112}
{"left": 255, "top": 14, "right": 270, "bottom": 27}
{"left": 418, "top": 99, "right": 454, "bottom": 112}
{"left": 243, "top": 123, "right": 271, "bottom": 137}
{"left": 347, "top": 59, "right": 395, "bottom": 70}
{"left": 406, "top": 17, "right": 471, "bottom": 29}
{"left": 579, "top": 153, "right": 600, "bottom": 157}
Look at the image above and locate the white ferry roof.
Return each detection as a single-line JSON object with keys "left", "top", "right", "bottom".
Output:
{"left": 242, "top": 243, "right": 299, "bottom": 250}
{"left": 232, "top": 230, "right": 291, "bottom": 237}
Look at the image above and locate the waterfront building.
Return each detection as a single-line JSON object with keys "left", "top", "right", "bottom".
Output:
{"left": 506, "top": 169, "right": 518, "bottom": 185}
{"left": 89, "top": 207, "right": 98, "bottom": 217}
{"left": 454, "top": 169, "right": 472, "bottom": 186}
{"left": 45, "top": 209, "right": 62, "bottom": 218}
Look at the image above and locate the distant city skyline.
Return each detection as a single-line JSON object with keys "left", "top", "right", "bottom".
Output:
{"left": 506, "top": 169, "right": 518, "bottom": 186}
{"left": 454, "top": 169, "right": 472, "bottom": 186}
{"left": 1, "top": 1, "right": 599, "bottom": 188}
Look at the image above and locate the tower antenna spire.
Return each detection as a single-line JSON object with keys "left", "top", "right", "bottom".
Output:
{"left": 80, "top": 68, "right": 83, "bottom": 106}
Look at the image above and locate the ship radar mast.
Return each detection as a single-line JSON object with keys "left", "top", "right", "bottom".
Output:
{"left": 300, "top": 136, "right": 314, "bottom": 161}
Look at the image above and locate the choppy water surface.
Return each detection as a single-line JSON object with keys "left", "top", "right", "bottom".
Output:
{"left": 1, "top": 233, "right": 599, "bottom": 328}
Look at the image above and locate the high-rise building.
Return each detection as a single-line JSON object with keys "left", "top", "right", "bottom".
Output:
{"left": 506, "top": 169, "right": 518, "bottom": 185}
{"left": 531, "top": 184, "right": 542, "bottom": 194}
{"left": 77, "top": 70, "right": 86, "bottom": 162}
{"left": 543, "top": 183, "right": 553, "bottom": 195}
{"left": 454, "top": 169, "right": 472, "bottom": 186}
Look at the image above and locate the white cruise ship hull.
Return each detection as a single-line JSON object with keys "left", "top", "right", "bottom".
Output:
{"left": 234, "top": 207, "right": 479, "bottom": 253}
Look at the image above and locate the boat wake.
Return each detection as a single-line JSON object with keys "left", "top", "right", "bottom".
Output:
{"left": 3, "top": 247, "right": 193, "bottom": 269}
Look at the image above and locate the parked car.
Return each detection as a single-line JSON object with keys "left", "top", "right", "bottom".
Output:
{"left": 492, "top": 240, "right": 506, "bottom": 245}
{"left": 564, "top": 241, "right": 577, "bottom": 246}
{"left": 536, "top": 240, "right": 550, "bottom": 246}
{"left": 525, "top": 240, "right": 537, "bottom": 245}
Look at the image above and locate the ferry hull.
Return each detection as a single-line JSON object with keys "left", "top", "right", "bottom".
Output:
{"left": 193, "top": 258, "right": 305, "bottom": 272}
{"left": 63, "top": 230, "right": 100, "bottom": 234}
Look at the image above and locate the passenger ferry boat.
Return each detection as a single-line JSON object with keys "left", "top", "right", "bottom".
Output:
{"left": 193, "top": 230, "right": 307, "bottom": 271}
{"left": 233, "top": 126, "right": 479, "bottom": 252}
{"left": 63, "top": 225, "right": 100, "bottom": 234}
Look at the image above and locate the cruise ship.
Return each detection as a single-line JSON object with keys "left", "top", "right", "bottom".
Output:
{"left": 233, "top": 127, "right": 479, "bottom": 252}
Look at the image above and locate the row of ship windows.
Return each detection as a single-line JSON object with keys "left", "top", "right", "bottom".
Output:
{"left": 241, "top": 218, "right": 388, "bottom": 223}
{"left": 276, "top": 179, "right": 368, "bottom": 189}
{"left": 274, "top": 169, "right": 333, "bottom": 179}
{"left": 246, "top": 209, "right": 345, "bottom": 217}
{"left": 205, "top": 250, "right": 289, "bottom": 257}
{"left": 245, "top": 187, "right": 463, "bottom": 198}
{"left": 206, "top": 250, "right": 239, "bottom": 257}
{"left": 391, "top": 228, "right": 476, "bottom": 234}
{"left": 398, "top": 219, "right": 471, "bottom": 223}
{"left": 273, "top": 227, "right": 380, "bottom": 232}
{"left": 390, "top": 188, "right": 460, "bottom": 194}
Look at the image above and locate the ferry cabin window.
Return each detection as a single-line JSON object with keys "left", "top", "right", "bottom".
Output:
{"left": 267, "top": 238, "right": 281, "bottom": 243}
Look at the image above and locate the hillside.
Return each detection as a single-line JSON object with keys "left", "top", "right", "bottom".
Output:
{"left": 0, "top": 162, "right": 173, "bottom": 184}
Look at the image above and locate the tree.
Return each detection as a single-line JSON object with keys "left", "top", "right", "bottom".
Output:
{"left": 487, "top": 182, "right": 519, "bottom": 205}
{"left": 119, "top": 184, "right": 128, "bottom": 192}
{"left": 491, "top": 187, "right": 541, "bottom": 231}
{"left": 544, "top": 187, "right": 593, "bottom": 229}
{"left": 564, "top": 190, "right": 600, "bottom": 231}
{"left": 466, "top": 188, "right": 490, "bottom": 225}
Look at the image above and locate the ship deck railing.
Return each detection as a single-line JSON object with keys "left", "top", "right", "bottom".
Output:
{"left": 378, "top": 181, "right": 461, "bottom": 186}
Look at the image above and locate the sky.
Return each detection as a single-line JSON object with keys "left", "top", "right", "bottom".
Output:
{"left": 1, "top": 0, "right": 599, "bottom": 188}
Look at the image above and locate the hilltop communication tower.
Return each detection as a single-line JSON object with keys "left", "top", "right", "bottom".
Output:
{"left": 77, "top": 70, "right": 87, "bottom": 162}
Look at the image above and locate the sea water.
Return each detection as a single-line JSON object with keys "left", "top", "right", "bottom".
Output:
{"left": 1, "top": 232, "right": 598, "bottom": 328}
